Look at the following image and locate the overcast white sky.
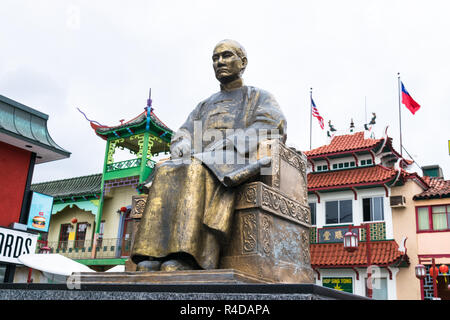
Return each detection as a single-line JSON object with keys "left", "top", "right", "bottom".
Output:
{"left": 1, "top": 0, "right": 449, "bottom": 183}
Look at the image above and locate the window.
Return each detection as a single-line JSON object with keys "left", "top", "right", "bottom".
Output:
{"left": 360, "top": 159, "right": 373, "bottom": 166}
{"left": 309, "top": 202, "right": 316, "bottom": 225}
{"left": 325, "top": 200, "right": 352, "bottom": 224}
{"left": 331, "top": 162, "right": 356, "bottom": 171}
{"left": 363, "top": 197, "right": 384, "bottom": 222}
{"left": 366, "top": 277, "right": 388, "bottom": 300}
{"left": 417, "top": 205, "right": 450, "bottom": 232}
{"left": 75, "top": 222, "right": 88, "bottom": 248}
{"left": 58, "top": 224, "right": 71, "bottom": 249}
{"left": 417, "top": 207, "right": 430, "bottom": 230}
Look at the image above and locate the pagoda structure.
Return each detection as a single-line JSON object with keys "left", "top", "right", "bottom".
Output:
{"left": 88, "top": 95, "right": 173, "bottom": 256}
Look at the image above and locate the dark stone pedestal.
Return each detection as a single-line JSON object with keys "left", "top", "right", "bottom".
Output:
{"left": 0, "top": 282, "right": 368, "bottom": 300}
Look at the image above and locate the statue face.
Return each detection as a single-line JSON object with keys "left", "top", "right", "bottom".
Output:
{"left": 212, "top": 42, "right": 247, "bottom": 84}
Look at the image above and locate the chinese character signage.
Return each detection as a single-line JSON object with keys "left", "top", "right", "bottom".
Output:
{"left": 318, "top": 227, "right": 359, "bottom": 243}
{"left": 26, "top": 192, "right": 54, "bottom": 233}
{"left": 322, "top": 277, "right": 353, "bottom": 294}
{"left": 0, "top": 226, "right": 38, "bottom": 264}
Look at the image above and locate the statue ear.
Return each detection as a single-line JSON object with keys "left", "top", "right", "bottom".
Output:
{"left": 240, "top": 56, "right": 248, "bottom": 72}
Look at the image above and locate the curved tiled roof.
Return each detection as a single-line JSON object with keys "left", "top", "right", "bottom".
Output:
{"left": 305, "top": 132, "right": 382, "bottom": 158}
{"left": 93, "top": 110, "right": 173, "bottom": 136}
{"left": 0, "top": 94, "right": 71, "bottom": 163}
{"left": 311, "top": 240, "right": 405, "bottom": 267}
{"left": 308, "top": 165, "right": 398, "bottom": 190}
{"left": 414, "top": 176, "right": 450, "bottom": 200}
{"left": 31, "top": 173, "right": 102, "bottom": 200}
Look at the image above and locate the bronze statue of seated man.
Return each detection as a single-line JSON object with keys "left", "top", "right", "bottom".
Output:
{"left": 130, "top": 39, "right": 287, "bottom": 272}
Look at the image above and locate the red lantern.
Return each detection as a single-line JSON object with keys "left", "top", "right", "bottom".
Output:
{"left": 120, "top": 206, "right": 128, "bottom": 213}
{"left": 430, "top": 266, "right": 439, "bottom": 278}
{"left": 439, "top": 264, "right": 448, "bottom": 275}
{"left": 71, "top": 218, "right": 78, "bottom": 224}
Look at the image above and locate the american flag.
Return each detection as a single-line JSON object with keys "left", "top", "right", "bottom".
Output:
{"left": 311, "top": 98, "right": 324, "bottom": 129}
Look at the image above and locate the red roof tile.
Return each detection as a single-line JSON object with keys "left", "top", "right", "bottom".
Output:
{"left": 308, "top": 165, "right": 398, "bottom": 190}
{"left": 310, "top": 240, "right": 404, "bottom": 267}
{"left": 414, "top": 176, "right": 450, "bottom": 199}
{"left": 305, "top": 132, "right": 382, "bottom": 158}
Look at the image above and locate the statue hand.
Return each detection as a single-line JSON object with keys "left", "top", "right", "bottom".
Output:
{"left": 171, "top": 141, "right": 191, "bottom": 159}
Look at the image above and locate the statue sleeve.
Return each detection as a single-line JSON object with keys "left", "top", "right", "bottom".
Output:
{"left": 170, "top": 101, "right": 206, "bottom": 156}
{"left": 231, "top": 88, "right": 287, "bottom": 156}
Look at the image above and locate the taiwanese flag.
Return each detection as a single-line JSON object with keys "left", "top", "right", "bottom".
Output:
{"left": 401, "top": 82, "right": 421, "bottom": 115}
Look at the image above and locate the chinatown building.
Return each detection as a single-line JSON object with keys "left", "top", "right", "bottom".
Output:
{"left": 412, "top": 169, "right": 450, "bottom": 300}
{"left": 0, "top": 94, "right": 70, "bottom": 282}
{"left": 30, "top": 99, "right": 173, "bottom": 273}
{"left": 306, "top": 130, "right": 429, "bottom": 299}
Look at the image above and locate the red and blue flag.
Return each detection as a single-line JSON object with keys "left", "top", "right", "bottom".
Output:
{"left": 401, "top": 82, "right": 421, "bottom": 115}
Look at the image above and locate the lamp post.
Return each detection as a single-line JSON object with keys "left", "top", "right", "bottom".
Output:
{"left": 343, "top": 224, "right": 372, "bottom": 299}
{"left": 416, "top": 257, "right": 446, "bottom": 300}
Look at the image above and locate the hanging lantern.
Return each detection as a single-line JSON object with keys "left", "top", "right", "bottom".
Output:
{"left": 415, "top": 264, "right": 427, "bottom": 280}
{"left": 439, "top": 265, "right": 448, "bottom": 284}
{"left": 343, "top": 231, "right": 358, "bottom": 253}
{"left": 71, "top": 217, "right": 78, "bottom": 224}
{"left": 439, "top": 264, "right": 448, "bottom": 274}
{"left": 430, "top": 266, "right": 439, "bottom": 278}
{"left": 120, "top": 206, "right": 128, "bottom": 213}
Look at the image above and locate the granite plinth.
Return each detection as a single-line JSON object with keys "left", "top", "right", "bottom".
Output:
{"left": 0, "top": 283, "right": 368, "bottom": 300}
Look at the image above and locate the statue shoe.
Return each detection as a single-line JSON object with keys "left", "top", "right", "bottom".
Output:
{"left": 160, "top": 259, "right": 193, "bottom": 272}
{"left": 136, "top": 260, "right": 161, "bottom": 272}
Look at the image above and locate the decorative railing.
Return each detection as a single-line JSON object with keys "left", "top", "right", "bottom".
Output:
{"left": 39, "top": 238, "right": 132, "bottom": 260}
{"left": 106, "top": 158, "right": 156, "bottom": 172}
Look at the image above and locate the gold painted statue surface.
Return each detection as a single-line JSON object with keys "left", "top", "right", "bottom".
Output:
{"left": 131, "top": 40, "right": 287, "bottom": 272}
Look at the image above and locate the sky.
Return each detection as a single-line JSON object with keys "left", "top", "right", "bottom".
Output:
{"left": 1, "top": 0, "right": 449, "bottom": 183}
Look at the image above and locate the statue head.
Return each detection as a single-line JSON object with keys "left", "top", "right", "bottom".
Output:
{"left": 212, "top": 39, "right": 248, "bottom": 85}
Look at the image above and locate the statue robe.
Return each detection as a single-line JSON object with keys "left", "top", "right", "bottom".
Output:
{"left": 131, "top": 86, "right": 287, "bottom": 269}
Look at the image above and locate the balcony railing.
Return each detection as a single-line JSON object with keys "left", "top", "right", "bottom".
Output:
{"left": 39, "top": 238, "right": 132, "bottom": 260}
{"left": 106, "top": 158, "right": 156, "bottom": 172}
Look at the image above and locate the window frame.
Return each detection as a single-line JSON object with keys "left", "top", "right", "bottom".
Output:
{"left": 325, "top": 199, "right": 353, "bottom": 225}
{"left": 416, "top": 205, "right": 450, "bottom": 233}
{"left": 362, "top": 196, "right": 385, "bottom": 222}
{"left": 309, "top": 202, "right": 317, "bottom": 226}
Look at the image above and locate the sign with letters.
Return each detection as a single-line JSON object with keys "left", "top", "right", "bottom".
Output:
{"left": 322, "top": 277, "right": 353, "bottom": 294}
{"left": 318, "top": 227, "right": 359, "bottom": 243}
{"left": 0, "top": 227, "right": 38, "bottom": 264}
{"left": 26, "top": 191, "right": 54, "bottom": 233}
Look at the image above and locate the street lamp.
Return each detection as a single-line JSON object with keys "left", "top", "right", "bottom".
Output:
{"left": 343, "top": 224, "right": 372, "bottom": 299}
{"left": 343, "top": 231, "right": 358, "bottom": 253}
{"left": 415, "top": 264, "right": 426, "bottom": 280}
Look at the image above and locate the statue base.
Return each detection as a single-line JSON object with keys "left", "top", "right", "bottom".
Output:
{"left": 77, "top": 269, "right": 271, "bottom": 285}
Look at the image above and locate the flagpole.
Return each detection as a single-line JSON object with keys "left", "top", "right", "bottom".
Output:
{"left": 309, "top": 88, "right": 313, "bottom": 150}
{"left": 397, "top": 73, "right": 403, "bottom": 156}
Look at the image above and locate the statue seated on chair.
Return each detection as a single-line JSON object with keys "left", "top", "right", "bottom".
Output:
{"left": 130, "top": 40, "right": 313, "bottom": 283}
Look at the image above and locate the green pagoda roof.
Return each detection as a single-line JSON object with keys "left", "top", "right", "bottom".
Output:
{"left": 91, "top": 109, "right": 174, "bottom": 141}
{"left": 31, "top": 173, "right": 102, "bottom": 201}
{"left": 0, "top": 94, "right": 71, "bottom": 163}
